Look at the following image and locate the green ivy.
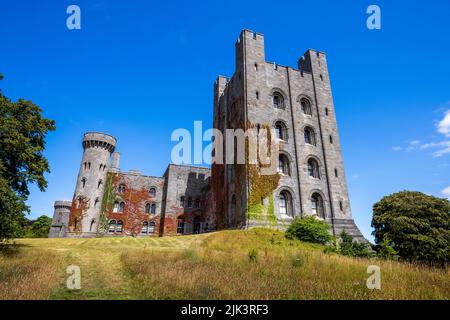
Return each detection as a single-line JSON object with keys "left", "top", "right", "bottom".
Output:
{"left": 98, "top": 172, "right": 116, "bottom": 235}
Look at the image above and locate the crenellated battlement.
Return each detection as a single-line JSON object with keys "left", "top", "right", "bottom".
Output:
{"left": 82, "top": 132, "right": 116, "bottom": 152}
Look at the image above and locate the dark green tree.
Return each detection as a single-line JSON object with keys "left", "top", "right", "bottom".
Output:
{"left": 372, "top": 191, "right": 450, "bottom": 266}
{"left": 0, "top": 75, "right": 56, "bottom": 240}
{"left": 24, "top": 215, "right": 52, "bottom": 238}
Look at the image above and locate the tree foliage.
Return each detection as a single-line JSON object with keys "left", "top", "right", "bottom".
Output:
{"left": 0, "top": 77, "right": 56, "bottom": 240}
{"left": 372, "top": 191, "right": 450, "bottom": 267}
{"left": 338, "top": 231, "right": 372, "bottom": 258}
{"left": 285, "top": 216, "right": 332, "bottom": 245}
{"left": 24, "top": 215, "right": 52, "bottom": 238}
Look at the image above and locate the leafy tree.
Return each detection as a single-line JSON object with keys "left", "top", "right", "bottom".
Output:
{"left": 286, "top": 216, "right": 332, "bottom": 245}
{"left": 24, "top": 215, "right": 52, "bottom": 238}
{"left": 0, "top": 76, "right": 56, "bottom": 240}
{"left": 372, "top": 191, "right": 450, "bottom": 267}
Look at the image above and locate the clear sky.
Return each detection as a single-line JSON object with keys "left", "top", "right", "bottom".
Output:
{"left": 1, "top": 0, "right": 449, "bottom": 241}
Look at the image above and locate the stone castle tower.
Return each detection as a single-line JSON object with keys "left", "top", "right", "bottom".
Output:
{"left": 69, "top": 132, "right": 117, "bottom": 237}
{"left": 212, "top": 29, "right": 364, "bottom": 241}
{"left": 48, "top": 201, "right": 72, "bottom": 238}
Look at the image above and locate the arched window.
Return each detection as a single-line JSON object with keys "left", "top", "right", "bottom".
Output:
{"left": 81, "top": 177, "right": 87, "bottom": 188}
{"left": 119, "top": 202, "right": 125, "bottom": 213}
{"left": 180, "top": 196, "right": 185, "bottom": 207}
{"left": 307, "top": 158, "right": 320, "bottom": 179}
{"left": 150, "top": 203, "right": 156, "bottom": 214}
{"left": 177, "top": 219, "right": 185, "bottom": 234}
{"left": 304, "top": 127, "right": 316, "bottom": 146}
{"left": 272, "top": 92, "right": 284, "bottom": 109}
{"left": 145, "top": 203, "right": 151, "bottom": 214}
{"left": 141, "top": 221, "right": 148, "bottom": 234}
{"left": 113, "top": 201, "right": 119, "bottom": 213}
{"left": 301, "top": 98, "right": 312, "bottom": 115}
{"left": 94, "top": 197, "right": 99, "bottom": 208}
{"left": 118, "top": 184, "right": 125, "bottom": 193}
{"left": 279, "top": 190, "right": 293, "bottom": 217}
{"left": 148, "top": 222, "right": 155, "bottom": 234}
{"left": 149, "top": 187, "right": 156, "bottom": 197}
{"left": 116, "top": 220, "right": 123, "bottom": 233}
{"left": 99, "top": 164, "right": 103, "bottom": 171}
{"left": 278, "top": 154, "right": 290, "bottom": 175}
{"left": 187, "top": 197, "right": 193, "bottom": 208}
{"left": 108, "top": 220, "right": 117, "bottom": 233}
{"left": 97, "top": 179, "right": 102, "bottom": 189}
{"left": 311, "top": 193, "right": 325, "bottom": 218}
{"left": 275, "top": 121, "right": 287, "bottom": 141}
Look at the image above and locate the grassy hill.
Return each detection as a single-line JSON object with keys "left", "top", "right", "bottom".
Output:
{"left": 0, "top": 228, "right": 448, "bottom": 300}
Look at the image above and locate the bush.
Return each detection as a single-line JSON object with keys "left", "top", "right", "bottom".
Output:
{"left": 338, "top": 231, "right": 372, "bottom": 258}
{"left": 286, "top": 216, "right": 332, "bottom": 245}
{"left": 372, "top": 191, "right": 450, "bottom": 267}
{"left": 374, "top": 239, "right": 399, "bottom": 260}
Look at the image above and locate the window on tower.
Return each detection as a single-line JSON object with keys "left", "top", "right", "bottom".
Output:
{"left": 307, "top": 158, "right": 320, "bottom": 179}
{"left": 304, "top": 127, "right": 316, "bottom": 146}
{"left": 275, "top": 121, "right": 287, "bottom": 141}
{"left": 301, "top": 98, "right": 312, "bottom": 115}
{"left": 272, "top": 92, "right": 284, "bottom": 109}
{"left": 278, "top": 154, "right": 290, "bottom": 176}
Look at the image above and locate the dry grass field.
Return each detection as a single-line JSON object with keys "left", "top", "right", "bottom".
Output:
{"left": 0, "top": 228, "right": 449, "bottom": 300}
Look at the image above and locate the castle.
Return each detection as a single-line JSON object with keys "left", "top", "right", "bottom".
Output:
{"left": 49, "top": 29, "right": 365, "bottom": 241}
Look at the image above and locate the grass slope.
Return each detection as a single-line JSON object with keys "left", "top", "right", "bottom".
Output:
{"left": 0, "top": 229, "right": 448, "bottom": 300}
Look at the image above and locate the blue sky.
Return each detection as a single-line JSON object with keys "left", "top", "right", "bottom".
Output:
{"left": 1, "top": 0, "right": 449, "bottom": 241}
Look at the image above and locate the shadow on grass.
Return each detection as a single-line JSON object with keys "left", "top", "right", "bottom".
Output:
{"left": 0, "top": 242, "right": 32, "bottom": 257}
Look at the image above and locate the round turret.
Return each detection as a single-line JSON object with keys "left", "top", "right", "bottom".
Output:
{"left": 67, "top": 132, "right": 118, "bottom": 237}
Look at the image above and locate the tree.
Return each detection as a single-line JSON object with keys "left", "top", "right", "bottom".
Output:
{"left": 24, "top": 215, "right": 52, "bottom": 238}
{"left": 372, "top": 191, "right": 450, "bottom": 267}
{"left": 286, "top": 216, "right": 332, "bottom": 245}
{"left": 0, "top": 76, "right": 56, "bottom": 240}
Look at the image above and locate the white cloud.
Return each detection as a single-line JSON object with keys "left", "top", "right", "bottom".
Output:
{"left": 419, "top": 141, "right": 450, "bottom": 157}
{"left": 441, "top": 186, "right": 450, "bottom": 199}
{"left": 438, "top": 110, "right": 450, "bottom": 137}
{"left": 393, "top": 107, "right": 450, "bottom": 158}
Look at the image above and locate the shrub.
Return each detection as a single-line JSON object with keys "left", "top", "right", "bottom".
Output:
{"left": 285, "top": 216, "right": 332, "bottom": 245}
{"left": 374, "top": 239, "right": 399, "bottom": 260}
{"left": 338, "top": 231, "right": 372, "bottom": 258}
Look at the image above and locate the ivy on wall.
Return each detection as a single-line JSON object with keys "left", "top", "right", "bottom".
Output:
{"left": 246, "top": 123, "right": 280, "bottom": 224}
{"left": 98, "top": 172, "right": 117, "bottom": 235}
